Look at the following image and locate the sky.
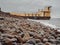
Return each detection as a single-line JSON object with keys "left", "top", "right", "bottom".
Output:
{"left": 0, "top": 0, "right": 60, "bottom": 18}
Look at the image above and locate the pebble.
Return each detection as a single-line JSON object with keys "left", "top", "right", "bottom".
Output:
{"left": 26, "top": 38, "right": 36, "bottom": 45}
{"left": 56, "top": 37, "right": 60, "bottom": 44}
{"left": 0, "top": 14, "right": 60, "bottom": 45}
{"left": 49, "top": 39, "right": 56, "bottom": 43}
{"left": 0, "top": 42, "right": 2, "bottom": 45}
{"left": 43, "top": 38, "right": 48, "bottom": 42}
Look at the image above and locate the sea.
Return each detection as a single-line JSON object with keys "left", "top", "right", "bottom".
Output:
{"left": 28, "top": 18, "right": 60, "bottom": 30}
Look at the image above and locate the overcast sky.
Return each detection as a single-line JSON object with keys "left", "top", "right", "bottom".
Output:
{"left": 0, "top": 0, "right": 60, "bottom": 18}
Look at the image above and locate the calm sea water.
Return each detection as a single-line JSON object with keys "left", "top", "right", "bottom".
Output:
{"left": 45, "top": 18, "right": 60, "bottom": 27}
{"left": 38, "top": 18, "right": 60, "bottom": 28}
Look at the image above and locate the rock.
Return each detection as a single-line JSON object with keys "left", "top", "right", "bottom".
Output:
{"left": 37, "top": 43, "right": 44, "bottom": 45}
{"left": 26, "top": 38, "right": 36, "bottom": 45}
{"left": 22, "top": 32, "right": 33, "bottom": 42}
{"left": 45, "top": 42, "right": 52, "bottom": 45}
{"left": 48, "top": 38, "right": 56, "bottom": 44}
{"left": 57, "top": 30, "right": 60, "bottom": 34}
{"left": 1, "top": 34, "right": 15, "bottom": 38}
{"left": 57, "top": 34, "right": 60, "bottom": 37}
{"left": 35, "top": 39, "right": 41, "bottom": 43}
{"left": 43, "top": 38, "right": 48, "bottom": 43}
{"left": 0, "top": 18, "right": 4, "bottom": 20}
{"left": 23, "top": 43, "right": 33, "bottom": 45}
{"left": 0, "top": 29, "right": 4, "bottom": 33}
{"left": 56, "top": 37, "right": 60, "bottom": 44}
{"left": 15, "top": 35, "right": 24, "bottom": 43}
{"left": 0, "top": 42, "right": 2, "bottom": 45}
{"left": 0, "top": 15, "right": 60, "bottom": 45}
{"left": 4, "top": 38, "right": 13, "bottom": 45}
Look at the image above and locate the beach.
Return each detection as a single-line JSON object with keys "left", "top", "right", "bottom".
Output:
{"left": 28, "top": 18, "right": 60, "bottom": 28}
{"left": 0, "top": 16, "right": 60, "bottom": 45}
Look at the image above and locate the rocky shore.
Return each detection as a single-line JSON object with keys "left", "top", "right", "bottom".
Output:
{"left": 0, "top": 16, "right": 60, "bottom": 45}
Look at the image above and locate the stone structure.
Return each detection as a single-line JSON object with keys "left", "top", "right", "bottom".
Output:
{"left": 10, "top": 6, "right": 51, "bottom": 19}
{"left": 0, "top": 6, "right": 51, "bottom": 19}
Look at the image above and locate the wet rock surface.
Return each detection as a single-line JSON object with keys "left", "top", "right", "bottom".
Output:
{"left": 0, "top": 16, "right": 60, "bottom": 45}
